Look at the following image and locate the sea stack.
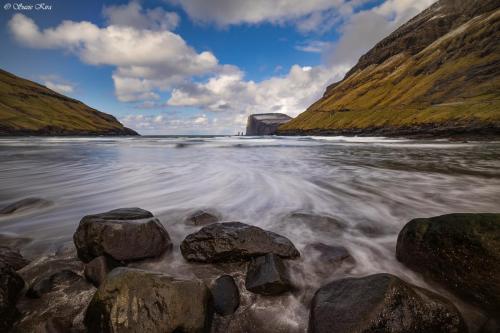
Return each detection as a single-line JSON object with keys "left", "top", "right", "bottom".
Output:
{"left": 246, "top": 113, "right": 292, "bottom": 135}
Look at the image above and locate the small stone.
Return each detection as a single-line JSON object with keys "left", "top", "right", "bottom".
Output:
{"left": 212, "top": 275, "right": 240, "bottom": 316}
{"left": 245, "top": 253, "right": 292, "bottom": 295}
{"left": 0, "top": 246, "right": 30, "bottom": 270}
{"left": 185, "top": 209, "right": 221, "bottom": 226}
{"left": 0, "top": 197, "right": 52, "bottom": 215}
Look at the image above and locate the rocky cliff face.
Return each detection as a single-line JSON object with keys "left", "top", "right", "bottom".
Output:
{"left": 246, "top": 113, "right": 292, "bottom": 135}
{"left": 0, "top": 69, "right": 138, "bottom": 136}
{"left": 279, "top": 0, "right": 500, "bottom": 137}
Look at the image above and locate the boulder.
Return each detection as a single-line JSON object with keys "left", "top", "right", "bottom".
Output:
{"left": 396, "top": 213, "right": 500, "bottom": 313}
{"left": 309, "top": 273, "right": 466, "bottom": 333}
{"left": 73, "top": 208, "right": 172, "bottom": 263}
{"left": 26, "top": 270, "right": 82, "bottom": 298}
{"left": 13, "top": 255, "right": 96, "bottom": 332}
{"left": 211, "top": 275, "right": 240, "bottom": 316}
{"left": 245, "top": 113, "right": 292, "bottom": 135}
{"left": 0, "top": 261, "right": 24, "bottom": 332}
{"left": 185, "top": 209, "right": 221, "bottom": 226}
{"left": 84, "top": 267, "right": 213, "bottom": 333}
{"left": 0, "top": 246, "right": 30, "bottom": 270}
{"left": 84, "top": 255, "right": 121, "bottom": 287}
{"left": 0, "top": 197, "right": 52, "bottom": 215}
{"left": 180, "top": 222, "right": 299, "bottom": 263}
{"left": 245, "top": 253, "right": 292, "bottom": 296}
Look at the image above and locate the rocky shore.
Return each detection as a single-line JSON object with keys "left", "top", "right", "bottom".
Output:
{"left": 0, "top": 198, "right": 499, "bottom": 332}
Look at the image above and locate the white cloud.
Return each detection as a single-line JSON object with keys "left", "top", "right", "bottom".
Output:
{"left": 170, "top": 0, "right": 361, "bottom": 32}
{"left": 295, "top": 40, "right": 331, "bottom": 53}
{"left": 167, "top": 63, "right": 349, "bottom": 125}
{"left": 103, "top": 2, "right": 180, "bottom": 31}
{"left": 8, "top": 12, "right": 218, "bottom": 102}
{"left": 39, "top": 74, "right": 75, "bottom": 94}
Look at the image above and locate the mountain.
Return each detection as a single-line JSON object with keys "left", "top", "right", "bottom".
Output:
{"left": 278, "top": 0, "right": 500, "bottom": 137}
{"left": 0, "top": 69, "right": 138, "bottom": 136}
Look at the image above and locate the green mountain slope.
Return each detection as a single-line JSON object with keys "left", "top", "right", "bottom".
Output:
{"left": 0, "top": 69, "right": 137, "bottom": 136}
{"left": 279, "top": 0, "right": 500, "bottom": 137}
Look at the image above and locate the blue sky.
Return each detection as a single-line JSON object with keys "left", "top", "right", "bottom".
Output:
{"left": 0, "top": 0, "right": 434, "bottom": 134}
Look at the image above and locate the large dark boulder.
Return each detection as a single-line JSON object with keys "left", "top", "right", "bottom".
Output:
{"left": 13, "top": 254, "right": 96, "bottom": 332}
{"left": 245, "top": 254, "right": 292, "bottom": 295}
{"left": 180, "top": 222, "right": 299, "bottom": 263}
{"left": 73, "top": 208, "right": 172, "bottom": 263}
{"left": 84, "top": 268, "right": 213, "bottom": 333}
{"left": 0, "top": 261, "right": 24, "bottom": 332}
{"left": 309, "top": 273, "right": 466, "bottom": 333}
{"left": 396, "top": 213, "right": 500, "bottom": 313}
{"left": 211, "top": 275, "right": 240, "bottom": 316}
{"left": 245, "top": 113, "right": 292, "bottom": 135}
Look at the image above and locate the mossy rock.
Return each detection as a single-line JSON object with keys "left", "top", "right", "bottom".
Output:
{"left": 84, "top": 268, "right": 213, "bottom": 333}
{"left": 396, "top": 213, "right": 500, "bottom": 313}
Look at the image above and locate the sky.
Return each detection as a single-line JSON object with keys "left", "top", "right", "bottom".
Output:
{"left": 0, "top": 0, "right": 436, "bottom": 135}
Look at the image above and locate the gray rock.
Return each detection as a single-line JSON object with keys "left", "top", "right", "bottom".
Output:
{"left": 13, "top": 255, "right": 95, "bottom": 333}
{"left": 309, "top": 273, "right": 467, "bottom": 333}
{"left": 0, "top": 197, "right": 52, "bottom": 215}
{"left": 180, "top": 222, "right": 300, "bottom": 263}
{"left": 212, "top": 275, "right": 240, "bottom": 316}
{"left": 0, "top": 246, "right": 30, "bottom": 270}
{"left": 396, "top": 213, "right": 500, "bottom": 313}
{"left": 0, "top": 261, "right": 24, "bottom": 332}
{"left": 73, "top": 208, "right": 172, "bottom": 263}
{"left": 245, "top": 113, "right": 292, "bottom": 135}
{"left": 245, "top": 253, "right": 292, "bottom": 295}
{"left": 84, "top": 267, "right": 213, "bottom": 333}
{"left": 84, "top": 255, "right": 121, "bottom": 287}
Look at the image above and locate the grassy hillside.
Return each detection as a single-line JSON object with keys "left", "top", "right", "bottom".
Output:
{"left": 0, "top": 69, "right": 137, "bottom": 136}
{"left": 279, "top": 0, "right": 500, "bottom": 137}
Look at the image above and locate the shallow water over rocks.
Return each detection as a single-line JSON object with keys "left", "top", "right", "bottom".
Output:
{"left": 1, "top": 135, "right": 499, "bottom": 332}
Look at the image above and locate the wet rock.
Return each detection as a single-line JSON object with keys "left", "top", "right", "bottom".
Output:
{"left": 14, "top": 255, "right": 95, "bottom": 332}
{"left": 396, "top": 213, "right": 500, "bottom": 313}
{"left": 245, "top": 254, "right": 292, "bottom": 296}
{"left": 0, "top": 197, "right": 52, "bottom": 215}
{"left": 84, "top": 255, "right": 121, "bottom": 287}
{"left": 26, "top": 270, "right": 81, "bottom": 298}
{"left": 309, "top": 273, "right": 466, "bottom": 333}
{"left": 84, "top": 267, "right": 213, "bottom": 333}
{"left": 73, "top": 207, "right": 172, "bottom": 263}
{"left": 181, "top": 222, "right": 300, "bottom": 263}
{"left": 0, "top": 246, "right": 30, "bottom": 270}
{"left": 304, "top": 243, "right": 352, "bottom": 266}
{"left": 0, "top": 261, "right": 25, "bottom": 332}
{"left": 185, "top": 209, "right": 221, "bottom": 226}
{"left": 212, "top": 275, "right": 240, "bottom": 316}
